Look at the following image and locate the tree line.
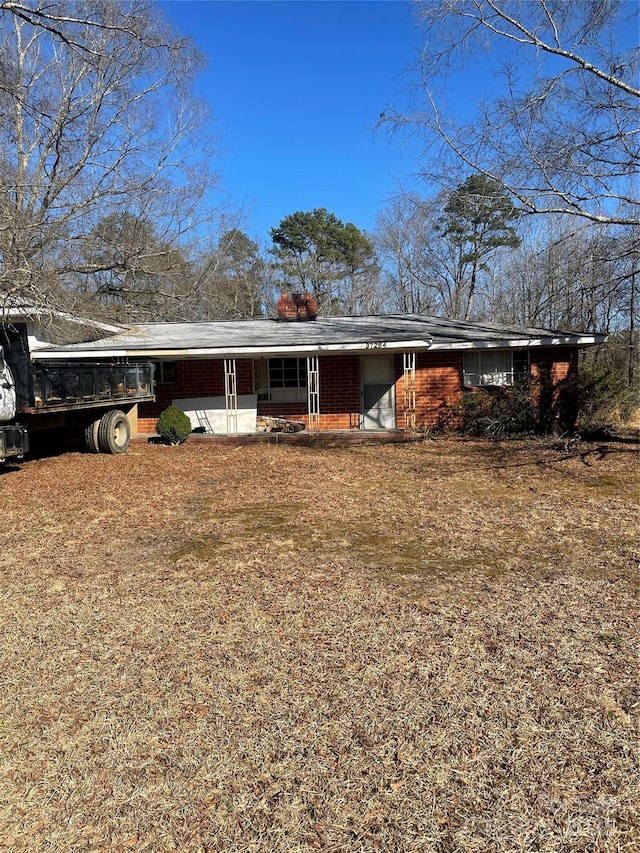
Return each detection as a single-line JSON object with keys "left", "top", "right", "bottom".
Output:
{"left": 0, "top": 1, "right": 637, "bottom": 380}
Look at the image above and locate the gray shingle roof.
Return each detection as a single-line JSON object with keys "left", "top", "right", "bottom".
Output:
{"left": 34, "top": 313, "right": 605, "bottom": 359}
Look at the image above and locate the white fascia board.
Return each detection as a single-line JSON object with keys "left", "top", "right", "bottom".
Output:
{"left": 430, "top": 335, "right": 606, "bottom": 350}
{"left": 33, "top": 339, "right": 432, "bottom": 359}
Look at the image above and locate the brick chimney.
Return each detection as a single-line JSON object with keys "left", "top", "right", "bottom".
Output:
{"left": 276, "top": 292, "right": 318, "bottom": 321}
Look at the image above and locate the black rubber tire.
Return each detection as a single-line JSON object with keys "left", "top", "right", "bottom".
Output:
{"left": 84, "top": 417, "right": 101, "bottom": 453}
{"left": 97, "top": 409, "right": 131, "bottom": 454}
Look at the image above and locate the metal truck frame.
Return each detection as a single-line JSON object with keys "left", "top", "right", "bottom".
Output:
{"left": 0, "top": 323, "right": 154, "bottom": 461}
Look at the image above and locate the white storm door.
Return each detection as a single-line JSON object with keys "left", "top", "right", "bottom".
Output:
{"left": 360, "top": 355, "right": 395, "bottom": 430}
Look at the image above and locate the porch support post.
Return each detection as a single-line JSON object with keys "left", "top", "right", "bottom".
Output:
{"left": 307, "top": 355, "right": 320, "bottom": 432}
{"left": 224, "top": 358, "right": 238, "bottom": 435}
{"left": 403, "top": 352, "right": 416, "bottom": 430}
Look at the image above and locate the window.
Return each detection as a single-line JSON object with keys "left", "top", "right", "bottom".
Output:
{"left": 156, "top": 361, "right": 178, "bottom": 383}
{"left": 463, "top": 349, "right": 529, "bottom": 387}
{"left": 255, "top": 358, "right": 307, "bottom": 402}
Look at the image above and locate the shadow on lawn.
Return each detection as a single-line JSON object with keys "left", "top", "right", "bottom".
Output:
{"left": 470, "top": 431, "right": 639, "bottom": 473}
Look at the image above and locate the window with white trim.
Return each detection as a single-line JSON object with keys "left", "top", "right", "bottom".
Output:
{"left": 463, "top": 349, "right": 529, "bottom": 387}
{"left": 255, "top": 357, "right": 308, "bottom": 402}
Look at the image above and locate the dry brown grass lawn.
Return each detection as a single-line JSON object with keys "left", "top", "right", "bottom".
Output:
{"left": 0, "top": 436, "right": 638, "bottom": 852}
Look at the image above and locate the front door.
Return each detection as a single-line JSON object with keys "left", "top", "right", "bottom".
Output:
{"left": 360, "top": 355, "right": 395, "bottom": 429}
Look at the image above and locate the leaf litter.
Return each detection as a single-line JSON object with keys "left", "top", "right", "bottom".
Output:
{"left": 0, "top": 437, "right": 638, "bottom": 852}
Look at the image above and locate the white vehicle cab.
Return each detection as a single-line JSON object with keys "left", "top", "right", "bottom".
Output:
{"left": 0, "top": 345, "right": 28, "bottom": 461}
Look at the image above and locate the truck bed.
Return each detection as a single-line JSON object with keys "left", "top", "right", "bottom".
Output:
{"left": 22, "top": 361, "right": 155, "bottom": 413}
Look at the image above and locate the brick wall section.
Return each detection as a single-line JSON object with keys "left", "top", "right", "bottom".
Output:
{"left": 395, "top": 351, "right": 464, "bottom": 429}
{"left": 139, "top": 353, "right": 364, "bottom": 432}
{"left": 257, "top": 354, "right": 361, "bottom": 430}
{"left": 316, "top": 354, "right": 361, "bottom": 429}
{"left": 530, "top": 346, "right": 580, "bottom": 428}
{"left": 530, "top": 347, "right": 576, "bottom": 383}
{"left": 136, "top": 347, "right": 580, "bottom": 434}
{"left": 138, "top": 359, "right": 253, "bottom": 433}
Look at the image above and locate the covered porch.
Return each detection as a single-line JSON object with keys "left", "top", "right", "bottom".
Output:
{"left": 142, "top": 348, "right": 425, "bottom": 437}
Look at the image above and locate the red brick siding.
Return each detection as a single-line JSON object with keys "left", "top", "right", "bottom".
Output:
{"left": 138, "top": 359, "right": 254, "bottom": 433}
{"left": 394, "top": 351, "right": 464, "bottom": 429}
{"left": 257, "top": 354, "right": 361, "bottom": 430}
{"left": 136, "top": 348, "right": 580, "bottom": 434}
{"left": 530, "top": 347, "right": 577, "bottom": 384}
{"left": 315, "top": 354, "right": 361, "bottom": 429}
{"left": 530, "top": 347, "right": 580, "bottom": 428}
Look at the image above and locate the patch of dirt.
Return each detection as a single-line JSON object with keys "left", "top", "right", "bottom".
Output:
{"left": 0, "top": 437, "right": 638, "bottom": 852}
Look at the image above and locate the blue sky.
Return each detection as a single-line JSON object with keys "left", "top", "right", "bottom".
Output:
{"left": 158, "top": 1, "right": 425, "bottom": 244}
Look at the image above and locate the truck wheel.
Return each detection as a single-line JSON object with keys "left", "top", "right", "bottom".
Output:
{"left": 97, "top": 409, "right": 131, "bottom": 454}
{"left": 84, "top": 418, "right": 101, "bottom": 453}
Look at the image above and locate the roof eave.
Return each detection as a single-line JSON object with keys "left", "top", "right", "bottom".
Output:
{"left": 430, "top": 334, "right": 607, "bottom": 350}
{"left": 35, "top": 338, "right": 434, "bottom": 360}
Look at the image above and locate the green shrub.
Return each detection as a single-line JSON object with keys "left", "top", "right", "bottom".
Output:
{"left": 156, "top": 405, "right": 192, "bottom": 445}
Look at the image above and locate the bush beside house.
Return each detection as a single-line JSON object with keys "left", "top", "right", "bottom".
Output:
{"left": 156, "top": 405, "right": 192, "bottom": 445}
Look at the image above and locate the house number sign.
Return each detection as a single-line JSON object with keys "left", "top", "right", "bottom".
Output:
{"left": 365, "top": 341, "right": 387, "bottom": 349}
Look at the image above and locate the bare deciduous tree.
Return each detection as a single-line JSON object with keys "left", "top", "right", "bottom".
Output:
{"left": 489, "top": 221, "right": 618, "bottom": 329}
{"left": 375, "top": 189, "right": 522, "bottom": 320}
{"left": 385, "top": 0, "right": 639, "bottom": 227}
{"left": 374, "top": 195, "right": 440, "bottom": 315}
{"left": 184, "top": 229, "right": 269, "bottom": 322}
{"left": 0, "top": 0, "right": 220, "bottom": 317}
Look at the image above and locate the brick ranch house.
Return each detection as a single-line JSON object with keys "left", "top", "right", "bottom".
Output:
{"left": 36, "top": 294, "right": 606, "bottom": 436}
